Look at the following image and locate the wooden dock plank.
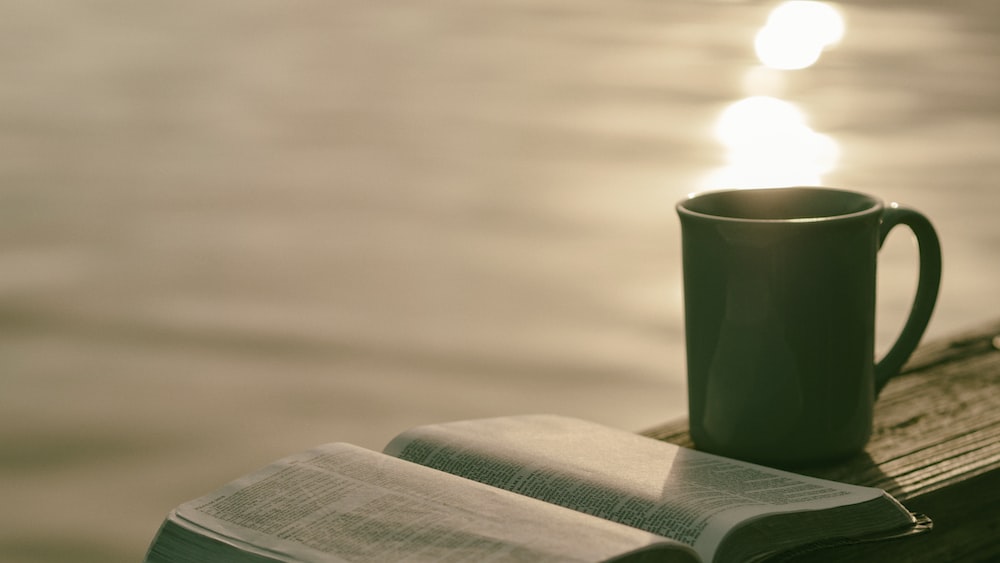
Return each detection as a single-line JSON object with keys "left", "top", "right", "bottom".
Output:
{"left": 643, "top": 318, "right": 1000, "bottom": 562}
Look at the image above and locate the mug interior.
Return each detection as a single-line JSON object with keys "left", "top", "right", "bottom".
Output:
{"left": 679, "top": 187, "right": 880, "bottom": 221}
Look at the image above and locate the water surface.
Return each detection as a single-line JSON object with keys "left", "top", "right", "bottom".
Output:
{"left": 1, "top": 1, "right": 998, "bottom": 561}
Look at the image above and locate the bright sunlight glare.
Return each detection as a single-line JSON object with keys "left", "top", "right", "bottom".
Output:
{"left": 755, "top": 1, "right": 845, "bottom": 70}
{"left": 702, "top": 96, "right": 840, "bottom": 189}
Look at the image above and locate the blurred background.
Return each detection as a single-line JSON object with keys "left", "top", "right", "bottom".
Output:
{"left": 2, "top": 0, "right": 998, "bottom": 561}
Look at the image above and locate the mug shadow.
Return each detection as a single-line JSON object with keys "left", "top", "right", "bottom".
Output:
{"left": 786, "top": 450, "right": 902, "bottom": 498}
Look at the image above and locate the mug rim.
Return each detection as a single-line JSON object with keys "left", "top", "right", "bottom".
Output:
{"left": 677, "top": 186, "right": 883, "bottom": 224}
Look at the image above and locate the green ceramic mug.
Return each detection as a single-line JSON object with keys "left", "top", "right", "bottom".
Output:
{"left": 677, "top": 187, "right": 941, "bottom": 466}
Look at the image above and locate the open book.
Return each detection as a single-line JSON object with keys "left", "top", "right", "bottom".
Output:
{"left": 145, "top": 415, "right": 930, "bottom": 562}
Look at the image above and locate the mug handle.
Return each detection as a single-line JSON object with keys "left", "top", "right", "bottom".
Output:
{"left": 873, "top": 203, "right": 942, "bottom": 396}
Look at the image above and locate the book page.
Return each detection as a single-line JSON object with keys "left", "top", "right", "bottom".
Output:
{"left": 170, "top": 442, "right": 699, "bottom": 563}
{"left": 384, "top": 415, "right": 899, "bottom": 563}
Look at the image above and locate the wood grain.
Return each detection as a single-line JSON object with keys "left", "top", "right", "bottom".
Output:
{"left": 642, "top": 318, "right": 1000, "bottom": 562}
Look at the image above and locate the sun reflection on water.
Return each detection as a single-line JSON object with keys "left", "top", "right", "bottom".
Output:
{"left": 701, "top": 1, "right": 845, "bottom": 190}
{"left": 705, "top": 96, "right": 839, "bottom": 189}
{"left": 755, "top": 1, "right": 845, "bottom": 70}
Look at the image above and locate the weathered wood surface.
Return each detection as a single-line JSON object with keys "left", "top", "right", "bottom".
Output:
{"left": 643, "top": 318, "right": 1000, "bottom": 562}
